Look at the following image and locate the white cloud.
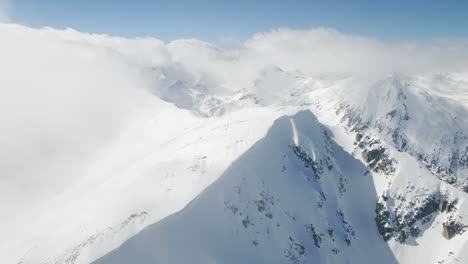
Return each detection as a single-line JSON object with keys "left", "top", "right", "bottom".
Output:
{"left": 146, "top": 27, "right": 468, "bottom": 91}
{"left": 238, "top": 28, "right": 468, "bottom": 77}
{"left": 0, "top": 24, "right": 152, "bottom": 209}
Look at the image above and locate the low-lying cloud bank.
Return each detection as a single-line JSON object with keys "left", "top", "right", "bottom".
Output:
{"left": 243, "top": 28, "right": 468, "bottom": 76}
{"left": 1, "top": 22, "right": 468, "bottom": 210}
{"left": 0, "top": 24, "right": 148, "bottom": 210}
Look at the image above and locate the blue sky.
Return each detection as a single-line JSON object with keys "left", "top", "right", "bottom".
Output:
{"left": 8, "top": 0, "right": 468, "bottom": 45}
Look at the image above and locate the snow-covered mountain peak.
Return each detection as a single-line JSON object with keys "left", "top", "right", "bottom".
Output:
{"left": 4, "top": 23, "right": 468, "bottom": 264}
{"left": 94, "top": 110, "right": 397, "bottom": 264}
{"left": 324, "top": 74, "right": 468, "bottom": 192}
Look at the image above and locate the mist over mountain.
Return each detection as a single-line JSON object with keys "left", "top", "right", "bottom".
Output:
{"left": 2, "top": 23, "right": 468, "bottom": 264}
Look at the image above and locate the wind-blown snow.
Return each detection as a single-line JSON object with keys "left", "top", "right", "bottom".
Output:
{"left": 2, "top": 22, "right": 468, "bottom": 264}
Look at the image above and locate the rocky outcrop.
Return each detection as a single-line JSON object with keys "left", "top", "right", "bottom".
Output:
{"left": 375, "top": 196, "right": 393, "bottom": 241}
{"left": 291, "top": 145, "right": 324, "bottom": 180}
{"left": 362, "top": 148, "right": 385, "bottom": 163}
{"left": 355, "top": 134, "right": 396, "bottom": 175}
{"left": 335, "top": 78, "right": 468, "bottom": 194}
{"left": 375, "top": 192, "right": 460, "bottom": 243}
{"left": 460, "top": 147, "right": 468, "bottom": 168}
{"left": 442, "top": 216, "right": 467, "bottom": 240}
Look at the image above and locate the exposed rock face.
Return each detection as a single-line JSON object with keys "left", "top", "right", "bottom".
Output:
{"left": 375, "top": 197, "right": 393, "bottom": 241}
{"left": 362, "top": 148, "right": 385, "bottom": 163}
{"left": 335, "top": 75, "right": 468, "bottom": 193}
{"left": 442, "top": 216, "right": 467, "bottom": 240}
{"left": 375, "top": 192, "right": 459, "bottom": 243}
{"left": 355, "top": 133, "right": 363, "bottom": 142}
{"left": 460, "top": 147, "right": 468, "bottom": 168}
{"left": 291, "top": 145, "right": 324, "bottom": 179}
{"left": 355, "top": 134, "right": 396, "bottom": 175}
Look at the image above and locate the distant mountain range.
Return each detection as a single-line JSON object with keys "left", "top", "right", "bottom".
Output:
{"left": 3, "top": 23, "right": 468, "bottom": 264}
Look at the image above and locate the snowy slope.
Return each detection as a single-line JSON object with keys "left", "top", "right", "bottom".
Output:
{"left": 307, "top": 73, "right": 468, "bottom": 263}
{"left": 95, "top": 110, "right": 397, "bottom": 264}
{"left": 92, "top": 72, "right": 468, "bottom": 264}
{"left": 329, "top": 74, "right": 468, "bottom": 190}
{"left": 11, "top": 100, "right": 292, "bottom": 264}
{"left": 0, "top": 24, "right": 284, "bottom": 264}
